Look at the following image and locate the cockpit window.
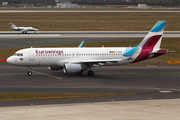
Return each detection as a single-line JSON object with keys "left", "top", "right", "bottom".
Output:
{"left": 13, "top": 53, "right": 23, "bottom": 56}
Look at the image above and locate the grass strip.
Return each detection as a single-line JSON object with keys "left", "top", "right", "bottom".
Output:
{"left": 0, "top": 93, "right": 136, "bottom": 101}
{"left": 1, "top": 12, "right": 180, "bottom": 31}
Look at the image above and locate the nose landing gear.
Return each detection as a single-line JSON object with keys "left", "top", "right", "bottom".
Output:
{"left": 27, "top": 71, "right": 32, "bottom": 76}
{"left": 27, "top": 67, "right": 32, "bottom": 76}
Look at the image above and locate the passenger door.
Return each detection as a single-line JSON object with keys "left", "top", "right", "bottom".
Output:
{"left": 29, "top": 50, "right": 35, "bottom": 61}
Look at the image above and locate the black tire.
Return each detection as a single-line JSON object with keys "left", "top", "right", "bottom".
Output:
{"left": 27, "top": 71, "right": 32, "bottom": 76}
{"left": 87, "top": 70, "right": 94, "bottom": 76}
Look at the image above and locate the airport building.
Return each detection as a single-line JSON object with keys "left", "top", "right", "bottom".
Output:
{"left": 138, "top": 4, "right": 147, "bottom": 8}
{"left": 2, "top": 2, "right": 8, "bottom": 5}
{"left": 55, "top": 0, "right": 77, "bottom": 8}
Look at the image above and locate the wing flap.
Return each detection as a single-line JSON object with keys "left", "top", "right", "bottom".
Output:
{"left": 82, "top": 59, "right": 122, "bottom": 63}
{"left": 66, "top": 59, "right": 122, "bottom": 64}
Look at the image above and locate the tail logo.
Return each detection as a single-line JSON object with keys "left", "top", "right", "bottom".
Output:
{"left": 133, "top": 21, "right": 167, "bottom": 63}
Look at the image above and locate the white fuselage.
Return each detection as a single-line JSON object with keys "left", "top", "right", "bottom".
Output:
{"left": 7, "top": 47, "right": 134, "bottom": 67}
{"left": 13, "top": 27, "right": 38, "bottom": 31}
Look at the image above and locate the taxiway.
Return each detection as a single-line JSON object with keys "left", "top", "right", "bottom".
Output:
{"left": 0, "top": 31, "right": 179, "bottom": 49}
{"left": 0, "top": 65, "right": 179, "bottom": 107}
{"left": 0, "top": 31, "right": 180, "bottom": 38}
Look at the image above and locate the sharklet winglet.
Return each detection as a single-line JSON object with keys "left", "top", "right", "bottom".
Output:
{"left": 78, "top": 41, "right": 84, "bottom": 48}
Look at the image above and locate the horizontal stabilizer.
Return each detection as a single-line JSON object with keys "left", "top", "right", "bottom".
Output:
{"left": 149, "top": 51, "right": 167, "bottom": 54}
{"left": 168, "top": 51, "right": 176, "bottom": 53}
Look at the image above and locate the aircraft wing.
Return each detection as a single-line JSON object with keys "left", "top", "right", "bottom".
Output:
{"left": 63, "top": 59, "right": 123, "bottom": 67}
{"left": 65, "top": 59, "right": 122, "bottom": 64}
{"left": 21, "top": 29, "right": 27, "bottom": 32}
{"left": 81, "top": 59, "right": 122, "bottom": 63}
{"left": 31, "top": 28, "right": 38, "bottom": 31}
{"left": 26, "top": 28, "right": 38, "bottom": 31}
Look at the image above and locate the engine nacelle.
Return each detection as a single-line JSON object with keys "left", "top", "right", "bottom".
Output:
{"left": 63, "top": 64, "right": 82, "bottom": 73}
{"left": 48, "top": 66, "right": 63, "bottom": 70}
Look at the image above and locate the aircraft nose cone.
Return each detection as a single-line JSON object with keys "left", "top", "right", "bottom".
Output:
{"left": 7, "top": 56, "right": 13, "bottom": 64}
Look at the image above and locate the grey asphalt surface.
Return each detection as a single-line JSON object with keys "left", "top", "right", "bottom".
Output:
{"left": 0, "top": 31, "right": 179, "bottom": 49}
{"left": 0, "top": 65, "right": 179, "bottom": 107}
{"left": 0, "top": 38, "right": 141, "bottom": 49}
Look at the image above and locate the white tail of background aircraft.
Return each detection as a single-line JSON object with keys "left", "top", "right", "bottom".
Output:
{"left": 7, "top": 21, "right": 168, "bottom": 76}
{"left": 9, "top": 23, "right": 38, "bottom": 34}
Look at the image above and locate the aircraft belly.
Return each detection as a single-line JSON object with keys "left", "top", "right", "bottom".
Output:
{"left": 34, "top": 57, "right": 57, "bottom": 66}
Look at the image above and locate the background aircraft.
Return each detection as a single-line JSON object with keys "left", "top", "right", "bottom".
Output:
{"left": 9, "top": 23, "right": 38, "bottom": 33}
{"left": 7, "top": 21, "right": 168, "bottom": 76}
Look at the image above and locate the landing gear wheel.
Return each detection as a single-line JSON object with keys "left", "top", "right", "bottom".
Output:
{"left": 27, "top": 71, "right": 32, "bottom": 76}
{"left": 87, "top": 70, "right": 94, "bottom": 76}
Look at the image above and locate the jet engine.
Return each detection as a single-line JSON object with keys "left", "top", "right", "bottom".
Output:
{"left": 48, "top": 66, "right": 63, "bottom": 70}
{"left": 63, "top": 64, "right": 82, "bottom": 73}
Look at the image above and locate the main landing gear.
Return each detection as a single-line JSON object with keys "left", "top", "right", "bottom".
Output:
{"left": 27, "top": 67, "right": 32, "bottom": 76}
{"left": 22, "top": 31, "right": 27, "bottom": 34}
{"left": 87, "top": 70, "right": 94, "bottom": 76}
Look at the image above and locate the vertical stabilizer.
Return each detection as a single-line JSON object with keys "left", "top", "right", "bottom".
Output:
{"left": 131, "top": 21, "right": 167, "bottom": 62}
{"left": 9, "top": 23, "right": 18, "bottom": 30}
{"left": 139, "top": 21, "right": 166, "bottom": 50}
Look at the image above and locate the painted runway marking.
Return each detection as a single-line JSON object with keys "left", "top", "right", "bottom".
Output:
{"left": 32, "top": 70, "right": 63, "bottom": 80}
{"left": 159, "top": 91, "right": 172, "bottom": 93}
{"left": 96, "top": 73, "right": 180, "bottom": 77}
{"left": 0, "top": 34, "right": 61, "bottom": 37}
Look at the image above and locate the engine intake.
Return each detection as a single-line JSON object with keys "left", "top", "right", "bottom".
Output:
{"left": 63, "top": 64, "right": 82, "bottom": 73}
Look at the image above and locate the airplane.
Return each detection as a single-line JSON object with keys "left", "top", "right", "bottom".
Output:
{"left": 9, "top": 23, "right": 38, "bottom": 34}
{"left": 7, "top": 21, "right": 169, "bottom": 76}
